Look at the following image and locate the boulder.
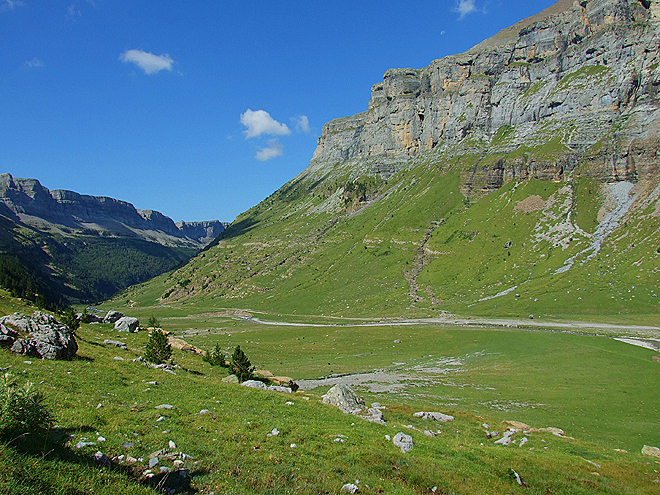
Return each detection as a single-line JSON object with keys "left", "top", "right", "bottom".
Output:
{"left": 1, "top": 311, "right": 77, "bottom": 360}
{"left": 413, "top": 411, "right": 454, "bottom": 422}
{"left": 241, "top": 380, "right": 267, "bottom": 390}
{"left": 393, "top": 432, "right": 413, "bottom": 453}
{"left": 322, "top": 384, "right": 365, "bottom": 414}
{"left": 114, "top": 316, "right": 139, "bottom": 332}
{"left": 222, "top": 374, "right": 239, "bottom": 384}
{"left": 103, "top": 339, "right": 127, "bottom": 349}
{"left": 0, "top": 323, "right": 17, "bottom": 347}
{"left": 642, "top": 445, "right": 660, "bottom": 458}
{"left": 168, "top": 337, "right": 205, "bottom": 356}
{"left": 268, "top": 385, "right": 292, "bottom": 393}
{"left": 103, "top": 310, "right": 124, "bottom": 324}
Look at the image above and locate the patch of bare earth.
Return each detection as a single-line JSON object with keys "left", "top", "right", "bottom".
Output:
{"left": 514, "top": 195, "right": 546, "bottom": 213}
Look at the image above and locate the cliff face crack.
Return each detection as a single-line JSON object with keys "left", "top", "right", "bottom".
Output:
{"left": 403, "top": 221, "right": 443, "bottom": 302}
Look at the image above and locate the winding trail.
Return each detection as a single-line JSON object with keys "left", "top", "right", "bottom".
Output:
{"left": 242, "top": 314, "right": 660, "bottom": 338}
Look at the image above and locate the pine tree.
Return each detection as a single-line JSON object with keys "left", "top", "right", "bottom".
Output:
{"left": 144, "top": 329, "right": 172, "bottom": 364}
{"left": 231, "top": 345, "right": 255, "bottom": 382}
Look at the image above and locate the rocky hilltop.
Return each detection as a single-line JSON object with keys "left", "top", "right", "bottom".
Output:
{"left": 304, "top": 0, "right": 659, "bottom": 191}
{"left": 0, "top": 173, "right": 226, "bottom": 249}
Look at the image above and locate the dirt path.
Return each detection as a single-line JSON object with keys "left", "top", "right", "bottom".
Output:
{"left": 244, "top": 314, "right": 660, "bottom": 338}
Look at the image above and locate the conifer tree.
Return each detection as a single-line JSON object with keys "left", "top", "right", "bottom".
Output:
{"left": 231, "top": 345, "right": 255, "bottom": 382}
{"left": 145, "top": 329, "right": 172, "bottom": 364}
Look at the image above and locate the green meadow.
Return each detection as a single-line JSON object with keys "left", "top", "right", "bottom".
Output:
{"left": 2, "top": 290, "right": 659, "bottom": 494}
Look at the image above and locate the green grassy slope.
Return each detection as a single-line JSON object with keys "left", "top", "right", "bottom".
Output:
{"left": 115, "top": 148, "right": 660, "bottom": 322}
{"left": 1, "top": 296, "right": 659, "bottom": 494}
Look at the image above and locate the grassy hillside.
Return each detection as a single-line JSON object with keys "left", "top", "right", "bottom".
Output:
{"left": 0, "top": 216, "right": 196, "bottom": 307}
{"left": 115, "top": 148, "right": 660, "bottom": 323}
{"left": 1, "top": 295, "right": 659, "bottom": 494}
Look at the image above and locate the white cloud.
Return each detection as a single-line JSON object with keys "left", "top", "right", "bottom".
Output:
{"left": 240, "top": 109, "right": 291, "bottom": 138}
{"left": 455, "top": 0, "right": 478, "bottom": 19}
{"left": 24, "top": 57, "right": 44, "bottom": 68}
{"left": 255, "top": 139, "right": 284, "bottom": 161}
{"left": 119, "top": 49, "right": 174, "bottom": 75}
{"left": 1, "top": 0, "right": 25, "bottom": 12}
{"left": 292, "top": 115, "right": 311, "bottom": 134}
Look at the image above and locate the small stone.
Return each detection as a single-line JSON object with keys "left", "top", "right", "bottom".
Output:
{"left": 121, "top": 442, "right": 135, "bottom": 449}
{"left": 341, "top": 483, "right": 359, "bottom": 494}
{"left": 168, "top": 440, "right": 176, "bottom": 449}
{"left": 197, "top": 409, "right": 210, "bottom": 415}
{"left": 285, "top": 401, "right": 294, "bottom": 406}
{"left": 267, "top": 428, "right": 280, "bottom": 437}
{"left": 173, "top": 459, "right": 184, "bottom": 468}
{"left": 392, "top": 432, "right": 413, "bottom": 453}
{"left": 93, "top": 451, "right": 110, "bottom": 467}
{"left": 96, "top": 403, "right": 103, "bottom": 409}
{"left": 413, "top": 411, "right": 454, "bottom": 422}
{"left": 113, "top": 356, "right": 124, "bottom": 361}
{"left": 642, "top": 445, "right": 660, "bottom": 458}
{"left": 155, "top": 404, "right": 175, "bottom": 410}
{"left": 157, "top": 416, "right": 166, "bottom": 422}
{"left": 148, "top": 457, "right": 159, "bottom": 468}
{"left": 97, "top": 436, "right": 106, "bottom": 442}
{"left": 222, "top": 374, "right": 239, "bottom": 384}
{"left": 394, "top": 339, "right": 402, "bottom": 343}
{"left": 290, "top": 443, "right": 297, "bottom": 448}
{"left": 241, "top": 380, "right": 267, "bottom": 389}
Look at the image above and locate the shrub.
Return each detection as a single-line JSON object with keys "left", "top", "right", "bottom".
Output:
{"left": 148, "top": 315, "right": 160, "bottom": 328}
{"left": 0, "top": 373, "right": 52, "bottom": 439}
{"left": 61, "top": 306, "right": 80, "bottom": 333}
{"left": 231, "top": 345, "right": 255, "bottom": 382}
{"left": 144, "top": 329, "right": 172, "bottom": 364}
{"left": 203, "top": 343, "right": 227, "bottom": 367}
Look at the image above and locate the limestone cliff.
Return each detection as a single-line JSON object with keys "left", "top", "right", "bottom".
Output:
{"left": 302, "top": 0, "right": 660, "bottom": 192}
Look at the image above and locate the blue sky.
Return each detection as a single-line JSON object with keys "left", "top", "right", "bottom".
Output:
{"left": 1, "top": 0, "right": 557, "bottom": 223}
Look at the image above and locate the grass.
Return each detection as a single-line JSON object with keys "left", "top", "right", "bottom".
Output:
{"left": 1, "top": 294, "right": 659, "bottom": 494}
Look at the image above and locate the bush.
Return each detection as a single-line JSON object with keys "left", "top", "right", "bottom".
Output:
{"left": 231, "top": 345, "right": 255, "bottom": 382}
{"left": 148, "top": 315, "right": 160, "bottom": 328}
{"left": 203, "top": 343, "right": 227, "bottom": 367}
{"left": 0, "top": 373, "right": 52, "bottom": 439}
{"left": 60, "top": 306, "right": 80, "bottom": 333}
{"left": 144, "top": 329, "right": 172, "bottom": 364}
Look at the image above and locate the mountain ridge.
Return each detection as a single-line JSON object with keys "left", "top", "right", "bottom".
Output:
{"left": 0, "top": 173, "right": 227, "bottom": 249}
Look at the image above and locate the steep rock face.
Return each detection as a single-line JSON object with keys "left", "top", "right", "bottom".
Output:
{"left": 304, "top": 0, "right": 660, "bottom": 189}
{"left": 0, "top": 173, "right": 226, "bottom": 248}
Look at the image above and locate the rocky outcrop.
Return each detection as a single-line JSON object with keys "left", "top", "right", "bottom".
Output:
{"left": 0, "top": 311, "right": 78, "bottom": 359}
{"left": 301, "top": 0, "right": 660, "bottom": 192}
{"left": 0, "top": 173, "right": 226, "bottom": 249}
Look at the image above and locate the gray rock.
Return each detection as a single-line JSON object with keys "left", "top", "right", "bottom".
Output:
{"left": 341, "top": 483, "right": 359, "bottom": 494}
{"left": 642, "top": 445, "right": 660, "bottom": 458}
{"left": 268, "top": 385, "right": 292, "bottom": 393}
{"left": 93, "top": 451, "right": 111, "bottom": 467}
{"left": 241, "top": 380, "right": 267, "bottom": 390}
{"left": 0, "top": 323, "right": 17, "bottom": 347}
{"left": 413, "top": 411, "right": 454, "bottom": 422}
{"left": 2, "top": 311, "right": 78, "bottom": 360}
{"left": 103, "top": 310, "right": 124, "bottom": 324}
{"left": 222, "top": 374, "right": 239, "bottom": 384}
{"left": 360, "top": 407, "right": 386, "bottom": 425}
{"left": 103, "top": 339, "right": 127, "bottom": 349}
{"left": 114, "top": 316, "right": 139, "bottom": 332}
{"left": 322, "top": 384, "right": 365, "bottom": 414}
{"left": 149, "top": 457, "right": 159, "bottom": 469}
{"left": 392, "top": 432, "right": 413, "bottom": 453}
{"left": 121, "top": 441, "right": 136, "bottom": 449}
{"left": 155, "top": 404, "right": 175, "bottom": 410}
